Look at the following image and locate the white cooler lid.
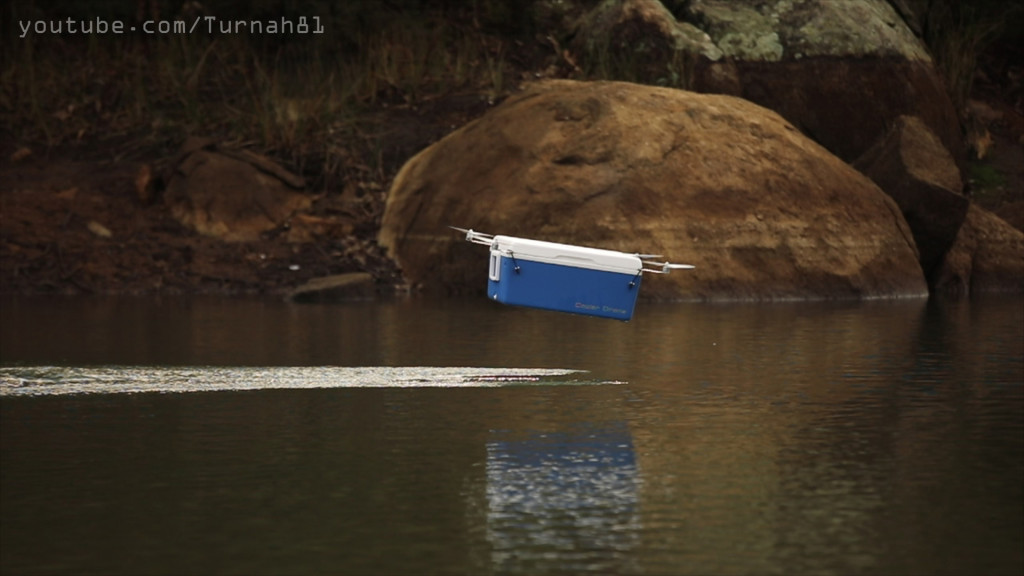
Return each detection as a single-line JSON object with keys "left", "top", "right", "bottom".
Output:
{"left": 490, "top": 235, "right": 642, "bottom": 275}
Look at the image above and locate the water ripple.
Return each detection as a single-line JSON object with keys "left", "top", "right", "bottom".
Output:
{"left": 0, "top": 366, "right": 602, "bottom": 397}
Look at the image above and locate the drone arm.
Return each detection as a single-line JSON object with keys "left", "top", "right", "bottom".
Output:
{"left": 450, "top": 226, "right": 495, "bottom": 246}
{"left": 641, "top": 260, "right": 696, "bottom": 274}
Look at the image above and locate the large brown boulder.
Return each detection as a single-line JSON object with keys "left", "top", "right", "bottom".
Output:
{"left": 854, "top": 115, "right": 968, "bottom": 281}
{"left": 379, "top": 80, "right": 927, "bottom": 301}
{"left": 164, "top": 139, "right": 310, "bottom": 242}
{"left": 932, "top": 204, "right": 1024, "bottom": 297}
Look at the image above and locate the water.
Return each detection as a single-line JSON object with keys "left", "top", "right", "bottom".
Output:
{"left": 1, "top": 295, "right": 1022, "bottom": 575}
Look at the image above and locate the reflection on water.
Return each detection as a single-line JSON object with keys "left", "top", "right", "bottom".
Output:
{"left": 486, "top": 423, "right": 640, "bottom": 574}
{"left": 1, "top": 295, "right": 1022, "bottom": 575}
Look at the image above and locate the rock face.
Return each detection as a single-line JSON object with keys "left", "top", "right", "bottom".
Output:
{"left": 572, "top": 0, "right": 724, "bottom": 68}
{"left": 379, "top": 80, "right": 927, "bottom": 301}
{"left": 686, "top": 0, "right": 929, "bottom": 61}
{"left": 855, "top": 115, "right": 968, "bottom": 281}
{"left": 571, "top": 0, "right": 964, "bottom": 167}
{"left": 932, "top": 205, "right": 1024, "bottom": 297}
{"left": 165, "top": 139, "right": 310, "bottom": 242}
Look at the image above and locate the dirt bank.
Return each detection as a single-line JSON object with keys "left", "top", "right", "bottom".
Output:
{"left": 0, "top": 143, "right": 400, "bottom": 296}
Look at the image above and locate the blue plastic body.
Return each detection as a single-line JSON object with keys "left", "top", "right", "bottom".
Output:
{"left": 487, "top": 255, "right": 642, "bottom": 321}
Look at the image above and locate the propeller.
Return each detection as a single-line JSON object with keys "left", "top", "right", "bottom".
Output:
{"left": 641, "top": 260, "right": 696, "bottom": 274}
{"left": 449, "top": 226, "right": 494, "bottom": 245}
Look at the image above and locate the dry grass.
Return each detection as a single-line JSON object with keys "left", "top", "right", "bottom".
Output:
{"left": 926, "top": 0, "right": 1015, "bottom": 113}
{"left": 1, "top": 17, "right": 513, "bottom": 177}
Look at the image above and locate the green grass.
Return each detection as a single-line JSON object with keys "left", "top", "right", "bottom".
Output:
{"left": 968, "top": 161, "right": 1007, "bottom": 197}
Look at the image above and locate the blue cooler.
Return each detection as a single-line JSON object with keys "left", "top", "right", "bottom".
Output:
{"left": 455, "top": 227, "right": 692, "bottom": 321}
{"left": 486, "top": 235, "right": 643, "bottom": 321}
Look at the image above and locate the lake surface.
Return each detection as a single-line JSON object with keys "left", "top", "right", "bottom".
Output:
{"left": 1, "top": 295, "right": 1022, "bottom": 575}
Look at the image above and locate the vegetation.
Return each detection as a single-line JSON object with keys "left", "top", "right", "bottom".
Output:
{"left": 968, "top": 160, "right": 1007, "bottom": 200}
{"left": 2, "top": 2, "right": 549, "bottom": 189}
{"left": 924, "top": 0, "right": 1019, "bottom": 114}
{"left": 1, "top": 0, "right": 1020, "bottom": 188}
